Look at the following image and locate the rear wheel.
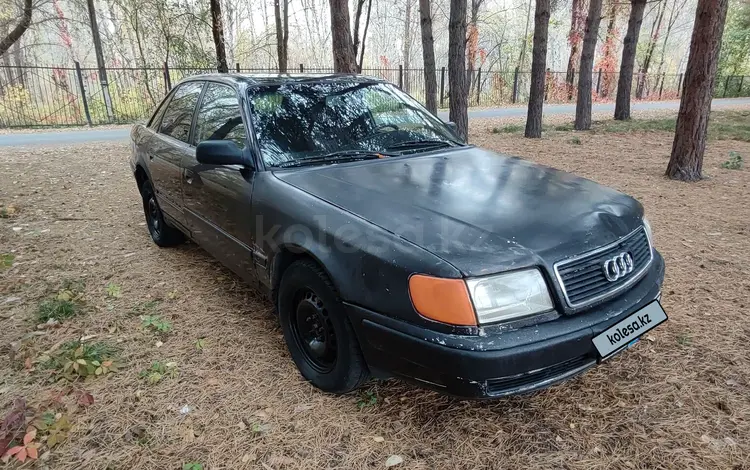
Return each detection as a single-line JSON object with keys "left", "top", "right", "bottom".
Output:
{"left": 278, "top": 259, "right": 369, "bottom": 393}
{"left": 140, "top": 179, "right": 184, "bottom": 247}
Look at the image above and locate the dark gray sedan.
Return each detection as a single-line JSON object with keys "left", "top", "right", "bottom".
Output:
{"left": 130, "top": 73, "right": 666, "bottom": 398}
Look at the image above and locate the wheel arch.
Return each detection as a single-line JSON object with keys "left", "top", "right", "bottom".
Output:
{"left": 134, "top": 164, "right": 149, "bottom": 192}
{"left": 270, "top": 244, "right": 341, "bottom": 307}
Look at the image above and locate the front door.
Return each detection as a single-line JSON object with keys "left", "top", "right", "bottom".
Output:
{"left": 149, "top": 81, "right": 204, "bottom": 230}
{"left": 182, "top": 82, "right": 258, "bottom": 283}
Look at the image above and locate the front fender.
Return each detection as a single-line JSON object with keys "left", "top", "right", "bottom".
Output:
{"left": 252, "top": 172, "right": 462, "bottom": 329}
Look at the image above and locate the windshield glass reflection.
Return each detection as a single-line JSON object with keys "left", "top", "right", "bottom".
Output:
{"left": 247, "top": 81, "right": 460, "bottom": 167}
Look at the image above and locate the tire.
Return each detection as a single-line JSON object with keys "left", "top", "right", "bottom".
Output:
{"left": 278, "top": 259, "right": 369, "bottom": 394}
{"left": 140, "top": 179, "right": 184, "bottom": 247}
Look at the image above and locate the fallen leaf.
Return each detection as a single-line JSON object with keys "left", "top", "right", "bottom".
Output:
{"left": 81, "top": 448, "right": 97, "bottom": 461}
{"left": 23, "top": 428, "right": 36, "bottom": 445}
{"left": 26, "top": 445, "right": 38, "bottom": 460}
{"left": 268, "top": 454, "right": 295, "bottom": 466}
{"left": 241, "top": 452, "right": 256, "bottom": 463}
{"left": 293, "top": 404, "right": 314, "bottom": 413}
{"left": 385, "top": 455, "right": 403, "bottom": 467}
{"left": 77, "top": 392, "right": 94, "bottom": 407}
{"left": 372, "top": 436, "right": 385, "bottom": 443}
{"left": 555, "top": 435, "right": 563, "bottom": 443}
{"left": 238, "top": 421, "right": 247, "bottom": 431}
{"left": 182, "top": 427, "right": 197, "bottom": 443}
{"left": 155, "top": 341, "right": 164, "bottom": 348}
{"left": 24, "top": 357, "right": 32, "bottom": 370}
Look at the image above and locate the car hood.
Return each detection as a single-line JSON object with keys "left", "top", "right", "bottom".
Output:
{"left": 274, "top": 147, "right": 644, "bottom": 277}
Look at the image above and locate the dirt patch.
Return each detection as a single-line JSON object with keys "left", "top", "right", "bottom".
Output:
{"left": 1, "top": 114, "right": 749, "bottom": 469}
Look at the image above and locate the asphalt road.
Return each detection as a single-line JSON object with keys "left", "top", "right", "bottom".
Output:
{"left": 2, "top": 97, "right": 748, "bottom": 147}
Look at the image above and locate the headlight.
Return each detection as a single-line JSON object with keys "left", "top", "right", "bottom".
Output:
{"left": 642, "top": 216, "right": 653, "bottom": 244}
{"left": 465, "top": 269, "right": 553, "bottom": 324}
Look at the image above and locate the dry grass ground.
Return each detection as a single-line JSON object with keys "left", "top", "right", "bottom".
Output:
{"left": 1, "top": 109, "right": 750, "bottom": 470}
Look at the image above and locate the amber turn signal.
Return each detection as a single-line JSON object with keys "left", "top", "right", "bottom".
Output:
{"left": 408, "top": 274, "right": 477, "bottom": 326}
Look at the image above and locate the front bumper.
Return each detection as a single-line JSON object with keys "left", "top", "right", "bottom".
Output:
{"left": 346, "top": 251, "right": 665, "bottom": 398}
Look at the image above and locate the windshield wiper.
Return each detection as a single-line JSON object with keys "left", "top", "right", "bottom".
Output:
{"left": 386, "top": 139, "right": 456, "bottom": 152}
{"left": 277, "top": 149, "right": 395, "bottom": 168}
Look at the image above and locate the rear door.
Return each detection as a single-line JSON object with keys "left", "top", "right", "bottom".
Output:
{"left": 182, "top": 81, "right": 258, "bottom": 282}
{"left": 148, "top": 81, "right": 204, "bottom": 229}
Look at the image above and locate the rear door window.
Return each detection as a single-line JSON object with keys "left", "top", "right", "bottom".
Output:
{"left": 193, "top": 82, "right": 247, "bottom": 148}
{"left": 159, "top": 81, "right": 204, "bottom": 143}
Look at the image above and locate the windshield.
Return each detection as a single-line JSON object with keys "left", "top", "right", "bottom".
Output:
{"left": 247, "top": 81, "right": 461, "bottom": 168}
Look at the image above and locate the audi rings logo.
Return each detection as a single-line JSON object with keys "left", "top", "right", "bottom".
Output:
{"left": 602, "top": 252, "right": 634, "bottom": 282}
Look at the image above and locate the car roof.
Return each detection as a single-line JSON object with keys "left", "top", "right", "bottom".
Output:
{"left": 180, "top": 73, "right": 387, "bottom": 87}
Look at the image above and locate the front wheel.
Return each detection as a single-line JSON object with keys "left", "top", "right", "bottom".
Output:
{"left": 140, "top": 179, "right": 184, "bottom": 247}
{"left": 278, "top": 260, "right": 369, "bottom": 394}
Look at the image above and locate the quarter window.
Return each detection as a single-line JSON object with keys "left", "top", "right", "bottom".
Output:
{"left": 159, "top": 81, "right": 204, "bottom": 143}
{"left": 193, "top": 83, "right": 247, "bottom": 148}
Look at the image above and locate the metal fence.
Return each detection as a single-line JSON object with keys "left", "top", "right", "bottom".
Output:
{"left": 1, "top": 62, "right": 749, "bottom": 128}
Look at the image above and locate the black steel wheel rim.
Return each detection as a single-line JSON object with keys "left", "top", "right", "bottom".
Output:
{"left": 291, "top": 289, "right": 337, "bottom": 373}
{"left": 146, "top": 195, "right": 161, "bottom": 236}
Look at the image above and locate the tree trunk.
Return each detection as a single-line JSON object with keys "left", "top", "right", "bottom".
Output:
{"left": 574, "top": 0, "right": 603, "bottom": 130}
{"left": 274, "top": 0, "right": 288, "bottom": 72}
{"left": 353, "top": 0, "right": 366, "bottom": 60}
{"left": 0, "top": 0, "right": 32, "bottom": 56}
{"left": 516, "top": 0, "right": 533, "bottom": 69}
{"left": 86, "top": 0, "right": 114, "bottom": 122}
{"left": 597, "top": 1, "right": 618, "bottom": 98}
{"left": 525, "top": 0, "right": 551, "bottom": 138}
{"left": 356, "top": 0, "right": 373, "bottom": 70}
{"left": 419, "top": 0, "right": 438, "bottom": 114}
{"left": 466, "top": 0, "right": 483, "bottom": 99}
{"left": 614, "top": 0, "right": 646, "bottom": 120}
{"left": 402, "top": 0, "right": 413, "bottom": 91}
{"left": 655, "top": 0, "right": 685, "bottom": 82}
{"left": 448, "top": 0, "right": 468, "bottom": 141}
{"left": 12, "top": 40, "right": 26, "bottom": 89}
{"left": 210, "top": 0, "right": 229, "bottom": 73}
{"left": 565, "top": 0, "right": 588, "bottom": 99}
{"left": 666, "top": 0, "right": 729, "bottom": 181}
{"left": 636, "top": 0, "right": 665, "bottom": 98}
{"left": 329, "top": 0, "right": 358, "bottom": 72}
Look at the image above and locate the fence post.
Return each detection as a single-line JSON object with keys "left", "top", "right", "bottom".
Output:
{"left": 677, "top": 73, "right": 683, "bottom": 96}
{"left": 440, "top": 67, "right": 445, "bottom": 108}
{"left": 476, "top": 67, "right": 482, "bottom": 105}
{"left": 74, "top": 61, "right": 93, "bottom": 127}
{"left": 596, "top": 68, "right": 602, "bottom": 95}
{"left": 723, "top": 76, "right": 731, "bottom": 98}
{"left": 658, "top": 73, "right": 665, "bottom": 98}
{"left": 512, "top": 66, "right": 519, "bottom": 104}
{"left": 236, "top": 63, "right": 240, "bottom": 73}
{"left": 398, "top": 65, "right": 403, "bottom": 89}
{"left": 163, "top": 62, "right": 172, "bottom": 92}
{"left": 299, "top": 64, "right": 304, "bottom": 73}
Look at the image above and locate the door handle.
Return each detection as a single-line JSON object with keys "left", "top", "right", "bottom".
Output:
{"left": 185, "top": 169, "right": 195, "bottom": 185}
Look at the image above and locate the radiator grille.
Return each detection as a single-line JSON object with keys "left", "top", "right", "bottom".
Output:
{"left": 554, "top": 226, "right": 652, "bottom": 308}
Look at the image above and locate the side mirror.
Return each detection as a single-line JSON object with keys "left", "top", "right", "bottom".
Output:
{"left": 196, "top": 140, "right": 247, "bottom": 166}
